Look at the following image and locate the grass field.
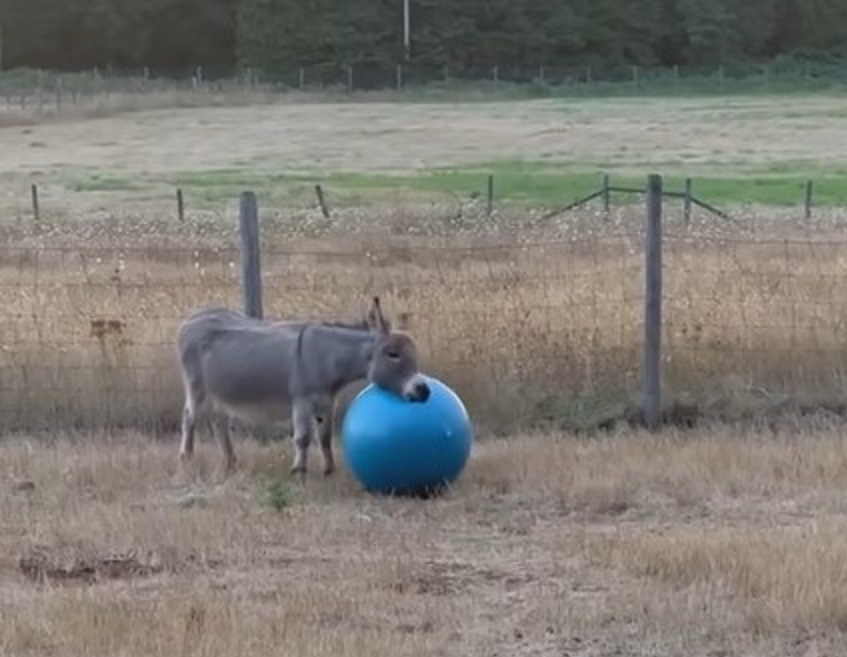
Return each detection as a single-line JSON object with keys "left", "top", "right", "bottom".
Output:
{"left": 3, "top": 89, "right": 847, "bottom": 655}
{"left": 3, "top": 94, "right": 847, "bottom": 216}
{"left": 4, "top": 425, "right": 847, "bottom": 656}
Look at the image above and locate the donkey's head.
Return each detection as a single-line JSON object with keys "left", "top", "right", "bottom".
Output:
{"left": 364, "top": 297, "right": 430, "bottom": 403}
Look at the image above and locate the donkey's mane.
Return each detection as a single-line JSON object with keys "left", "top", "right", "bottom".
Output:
{"left": 314, "top": 318, "right": 371, "bottom": 332}
{"left": 294, "top": 317, "right": 372, "bottom": 366}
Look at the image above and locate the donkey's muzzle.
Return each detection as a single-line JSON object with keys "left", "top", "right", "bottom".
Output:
{"left": 408, "top": 381, "right": 430, "bottom": 403}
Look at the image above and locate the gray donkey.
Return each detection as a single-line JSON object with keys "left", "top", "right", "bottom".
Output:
{"left": 175, "top": 297, "right": 430, "bottom": 477}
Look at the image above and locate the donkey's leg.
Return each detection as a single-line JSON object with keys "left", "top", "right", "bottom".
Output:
{"left": 179, "top": 403, "right": 196, "bottom": 462}
{"left": 210, "top": 413, "right": 236, "bottom": 475}
{"left": 179, "top": 373, "right": 206, "bottom": 464}
{"left": 314, "top": 398, "right": 335, "bottom": 476}
{"left": 290, "top": 398, "right": 315, "bottom": 476}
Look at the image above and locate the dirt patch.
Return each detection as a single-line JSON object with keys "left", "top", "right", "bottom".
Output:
{"left": 18, "top": 547, "right": 163, "bottom": 586}
{"left": 384, "top": 559, "right": 534, "bottom": 596}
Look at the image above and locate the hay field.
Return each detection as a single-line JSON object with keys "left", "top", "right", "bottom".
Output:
{"left": 2, "top": 93, "right": 847, "bottom": 218}
{"left": 4, "top": 92, "right": 847, "bottom": 656}
{"left": 4, "top": 95, "right": 847, "bottom": 176}
{"left": 4, "top": 425, "right": 847, "bottom": 656}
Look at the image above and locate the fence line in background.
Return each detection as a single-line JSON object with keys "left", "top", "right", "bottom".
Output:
{"left": 2, "top": 61, "right": 842, "bottom": 98}
{"left": 18, "top": 172, "right": 829, "bottom": 226}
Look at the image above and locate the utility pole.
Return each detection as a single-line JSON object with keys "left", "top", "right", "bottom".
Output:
{"left": 403, "top": 0, "right": 410, "bottom": 60}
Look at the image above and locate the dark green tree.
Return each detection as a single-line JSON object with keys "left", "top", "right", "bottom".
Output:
{"left": 3, "top": 0, "right": 845, "bottom": 77}
{"left": 676, "top": 0, "right": 740, "bottom": 65}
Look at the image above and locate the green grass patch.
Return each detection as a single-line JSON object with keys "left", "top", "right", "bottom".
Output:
{"left": 317, "top": 163, "right": 847, "bottom": 208}
{"left": 66, "top": 173, "right": 141, "bottom": 192}
{"left": 256, "top": 475, "right": 297, "bottom": 512}
{"left": 62, "top": 162, "right": 847, "bottom": 210}
{"left": 175, "top": 165, "right": 847, "bottom": 208}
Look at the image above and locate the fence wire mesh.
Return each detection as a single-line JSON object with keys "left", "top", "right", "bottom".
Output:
{"left": 4, "top": 206, "right": 847, "bottom": 435}
{"left": 662, "top": 232, "right": 847, "bottom": 412}
{"left": 0, "top": 232, "right": 644, "bottom": 433}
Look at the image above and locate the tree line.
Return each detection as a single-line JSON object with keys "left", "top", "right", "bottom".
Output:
{"left": 2, "top": 0, "right": 845, "bottom": 75}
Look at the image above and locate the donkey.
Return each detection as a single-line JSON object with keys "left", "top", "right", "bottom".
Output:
{"left": 175, "top": 297, "right": 430, "bottom": 477}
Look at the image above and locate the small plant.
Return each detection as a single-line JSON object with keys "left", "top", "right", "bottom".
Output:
{"left": 257, "top": 476, "right": 295, "bottom": 512}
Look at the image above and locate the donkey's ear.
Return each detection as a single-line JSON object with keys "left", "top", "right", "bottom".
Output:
{"left": 367, "top": 296, "right": 391, "bottom": 334}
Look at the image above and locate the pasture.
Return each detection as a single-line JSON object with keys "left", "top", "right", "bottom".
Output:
{"left": 4, "top": 93, "right": 847, "bottom": 214}
{"left": 3, "top": 91, "right": 847, "bottom": 655}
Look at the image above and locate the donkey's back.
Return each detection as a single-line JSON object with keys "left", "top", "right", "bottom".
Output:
{"left": 177, "top": 307, "right": 307, "bottom": 417}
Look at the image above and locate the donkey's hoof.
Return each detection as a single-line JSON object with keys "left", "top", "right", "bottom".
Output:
{"left": 322, "top": 465, "right": 335, "bottom": 477}
{"left": 290, "top": 464, "right": 307, "bottom": 476}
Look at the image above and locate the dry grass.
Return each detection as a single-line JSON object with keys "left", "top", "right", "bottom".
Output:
{"left": 3, "top": 425, "right": 847, "bottom": 656}
{"left": 0, "top": 87, "right": 295, "bottom": 128}
{"left": 3, "top": 95, "right": 847, "bottom": 184}
{"left": 4, "top": 89, "right": 847, "bottom": 655}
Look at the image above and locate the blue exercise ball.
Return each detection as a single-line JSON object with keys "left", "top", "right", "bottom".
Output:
{"left": 341, "top": 375, "right": 473, "bottom": 497}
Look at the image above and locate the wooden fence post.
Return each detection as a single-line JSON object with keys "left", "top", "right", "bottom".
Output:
{"left": 239, "top": 191, "right": 263, "bottom": 319}
{"left": 346, "top": 65, "right": 353, "bottom": 94}
{"left": 804, "top": 180, "right": 813, "bottom": 219}
{"left": 176, "top": 188, "right": 185, "bottom": 223}
{"left": 602, "top": 174, "right": 610, "bottom": 214}
{"left": 31, "top": 183, "right": 40, "bottom": 222}
{"left": 314, "top": 184, "right": 330, "bottom": 218}
{"left": 396, "top": 64, "right": 403, "bottom": 90}
{"left": 486, "top": 174, "right": 494, "bottom": 217}
{"left": 642, "top": 173, "right": 663, "bottom": 430}
{"left": 683, "top": 178, "right": 692, "bottom": 226}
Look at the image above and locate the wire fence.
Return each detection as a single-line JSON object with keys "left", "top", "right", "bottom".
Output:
{"left": 8, "top": 172, "right": 836, "bottom": 239}
{"left": 0, "top": 231, "right": 644, "bottom": 434}
{"left": 3, "top": 179, "right": 847, "bottom": 436}
{"left": 662, "top": 232, "right": 847, "bottom": 405}
{"left": 1, "top": 59, "right": 844, "bottom": 115}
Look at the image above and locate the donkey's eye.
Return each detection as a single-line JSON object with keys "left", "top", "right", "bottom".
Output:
{"left": 386, "top": 350, "right": 401, "bottom": 360}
